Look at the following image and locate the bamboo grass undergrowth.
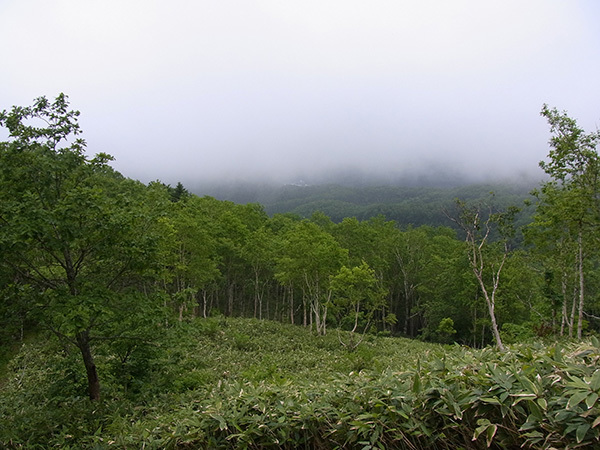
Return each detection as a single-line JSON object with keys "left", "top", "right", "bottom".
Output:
{"left": 1, "top": 317, "right": 599, "bottom": 449}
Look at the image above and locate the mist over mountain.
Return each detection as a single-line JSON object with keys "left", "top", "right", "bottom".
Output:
{"left": 188, "top": 165, "right": 543, "bottom": 205}
{"left": 184, "top": 166, "right": 540, "bottom": 231}
{"left": 3, "top": 2, "right": 597, "bottom": 199}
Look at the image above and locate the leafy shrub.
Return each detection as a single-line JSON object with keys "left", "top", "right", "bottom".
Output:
{"left": 2, "top": 320, "right": 600, "bottom": 449}
{"left": 231, "top": 332, "right": 253, "bottom": 351}
{"left": 501, "top": 322, "right": 536, "bottom": 344}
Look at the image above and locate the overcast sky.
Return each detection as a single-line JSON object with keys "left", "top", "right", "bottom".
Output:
{"left": 1, "top": 1, "right": 599, "bottom": 188}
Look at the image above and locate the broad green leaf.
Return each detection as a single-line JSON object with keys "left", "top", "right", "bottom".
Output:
{"left": 590, "top": 369, "right": 600, "bottom": 391}
{"left": 519, "top": 377, "right": 540, "bottom": 396}
{"left": 472, "top": 420, "right": 489, "bottom": 441}
{"left": 412, "top": 373, "right": 421, "bottom": 394}
{"left": 210, "top": 414, "right": 228, "bottom": 431}
{"left": 567, "top": 376, "right": 590, "bottom": 390}
{"left": 576, "top": 423, "right": 590, "bottom": 443}
{"left": 480, "top": 397, "right": 501, "bottom": 405}
{"left": 486, "top": 423, "right": 497, "bottom": 447}
{"left": 585, "top": 393, "right": 598, "bottom": 409}
{"left": 511, "top": 393, "right": 536, "bottom": 406}
{"left": 536, "top": 398, "right": 547, "bottom": 411}
{"left": 522, "top": 430, "right": 543, "bottom": 444}
{"left": 567, "top": 391, "right": 590, "bottom": 410}
{"left": 555, "top": 409, "right": 574, "bottom": 422}
{"left": 519, "top": 419, "right": 538, "bottom": 432}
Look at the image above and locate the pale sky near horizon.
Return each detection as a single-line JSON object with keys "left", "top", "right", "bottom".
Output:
{"left": 1, "top": 1, "right": 599, "bottom": 188}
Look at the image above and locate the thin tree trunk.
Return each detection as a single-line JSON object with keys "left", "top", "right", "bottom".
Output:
{"left": 227, "top": 283, "right": 234, "bottom": 316}
{"left": 289, "top": 285, "right": 294, "bottom": 325}
{"left": 254, "top": 271, "right": 259, "bottom": 319}
{"left": 484, "top": 291, "right": 504, "bottom": 351}
{"left": 303, "top": 289, "right": 308, "bottom": 328}
{"left": 577, "top": 228, "right": 585, "bottom": 340}
{"left": 570, "top": 281, "right": 578, "bottom": 339}
{"left": 312, "top": 297, "right": 320, "bottom": 334}
{"left": 472, "top": 249, "right": 506, "bottom": 351}
{"left": 76, "top": 330, "right": 100, "bottom": 401}
{"left": 560, "top": 273, "right": 568, "bottom": 336}
{"left": 472, "top": 300, "right": 477, "bottom": 347}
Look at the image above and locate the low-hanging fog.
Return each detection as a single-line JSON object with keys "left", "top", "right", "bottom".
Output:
{"left": 1, "top": 1, "right": 599, "bottom": 191}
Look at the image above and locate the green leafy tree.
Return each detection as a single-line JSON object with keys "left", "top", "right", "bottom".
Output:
{"left": 530, "top": 105, "right": 600, "bottom": 339}
{"left": 527, "top": 184, "right": 581, "bottom": 336}
{"left": 332, "top": 216, "right": 398, "bottom": 332}
{"left": 169, "top": 181, "right": 190, "bottom": 202}
{"left": 242, "top": 225, "right": 276, "bottom": 320}
{"left": 330, "top": 261, "right": 387, "bottom": 349}
{"left": 216, "top": 203, "right": 267, "bottom": 316}
{"left": 161, "top": 195, "right": 221, "bottom": 321}
{"left": 446, "top": 200, "right": 520, "bottom": 351}
{"left": 390, "top": 226, "right": 430, "bottom": 336}
{"left": 417, "top": 227, "right": 477, "bottom": 344}
{"left": 0, "top": 94, "right": 165, "bottom": 400}
{"left": 276, "top": 220, "right": 348, "bottom": 335}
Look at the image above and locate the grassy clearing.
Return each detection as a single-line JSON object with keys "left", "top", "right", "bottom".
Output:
{"left": 1, "top": 318, "right": 599, "bottom": 448}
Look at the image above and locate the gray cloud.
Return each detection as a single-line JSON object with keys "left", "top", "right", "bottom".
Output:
{"left": 1, "top": 1, "right": 599, "bottom": 188}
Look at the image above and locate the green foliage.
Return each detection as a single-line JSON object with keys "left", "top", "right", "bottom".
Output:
{"left": 233, "top": 182, "right": 535, "bottom": 228}
{"left": 0, "top": 94, "right": 170, "bottom": 400}
{"left": 3, "top": 319, "right": 600, "bottom": 448}
{"left": 528, "top": 105, "right": 600, "bottom": 340}
{"left": 437, "top": 317, "right": 457, "bottom": 338}
{"left": 501, "top": 322, "right": 536, "bottom": 344}
{"left": 3, "top": 96, "right": 600, "bottom": 447}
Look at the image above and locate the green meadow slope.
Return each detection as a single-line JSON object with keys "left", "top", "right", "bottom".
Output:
{"left": 1, "top": 318, "right": 599, "bottom": 449}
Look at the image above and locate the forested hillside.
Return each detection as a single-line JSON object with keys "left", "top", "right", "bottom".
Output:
{"left": 193, "top": 180, "right": 537, "bottom": 228}
{"left": 1, "top": 96, "right": 600, "bottom": 447}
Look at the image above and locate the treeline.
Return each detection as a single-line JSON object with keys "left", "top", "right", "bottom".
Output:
{"left": 1, "top": 95, "right": 599, "bottom": 401}
{"left": 194, "top": 180, "right": 537, "bottom": 228}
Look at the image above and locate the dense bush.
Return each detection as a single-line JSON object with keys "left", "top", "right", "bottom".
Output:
{"left": 1, "top": 318, "right": 599, "bottom": 448}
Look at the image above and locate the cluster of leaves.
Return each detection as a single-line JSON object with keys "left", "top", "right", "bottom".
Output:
{"left": 1, "top": 318, "right": 599, "bottom": 448}
{"left": 122, "top": 337, "right": 600, "bottom": 449}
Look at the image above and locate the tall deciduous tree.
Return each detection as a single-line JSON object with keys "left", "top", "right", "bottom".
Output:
{"left": 276, "top": 220, "right": 348, "bottom": 335}
{"left": 532, "top": 105, "right": 600, "bottom": 339}
{"left": 0, "top": 95, "right": 165, "bottom": 400}
{"left": 161, "top": 195, "right": 221, "bottom": 321}
{"left": 446, "top": 200, "right": 519, "bottom": 351}
{"left": 242, "top": 225, "right": 276, "bottom": 320}
{"left": 330, "top": 261, "right": 387, "bottom": 349}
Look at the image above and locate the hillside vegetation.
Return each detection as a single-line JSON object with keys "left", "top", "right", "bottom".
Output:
{"left": 2, "top": 97, "right": 600, "bottom": 447}
{"left": 194, "top": 181, "right": 537, "bottom": 228}
{"left": 1, "top": 318, "right": 600, "bottom": 448}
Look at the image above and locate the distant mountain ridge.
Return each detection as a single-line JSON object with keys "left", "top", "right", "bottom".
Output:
{"left": 192, "top": 180, "right": 538, "bottom": 228}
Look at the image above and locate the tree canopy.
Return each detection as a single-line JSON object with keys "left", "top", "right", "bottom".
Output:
{"left": 1, "top": 95, "right": 599, "bottom": 402}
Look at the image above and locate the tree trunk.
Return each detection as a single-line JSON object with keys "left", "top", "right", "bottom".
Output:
{"left": 303, "top": 291, "right": 308, "bottom": 327}
{"left": 76, "top": 330, "right": 100, "bottom": 401}
{"left": 560, "top": 273, "right": 567, "bottom": 336}
{"left": 485, "top": 293, "right": 504, "bottom": 352}
{"left": 254, "top": 271, "right": 259, "bottom": 319}
{"left": 577, "top": 228, "right": 585, "bottom": 340}
{"left": 474, "top": 271, "right": 505, "bottom": 351}
{"left": 289, "top": 286, "right": 294, "bottom": 325}
{"left": 569, "top": 283, "right": 577, "bottom": 338}
{"left": 227, "top": 283, "right": 234, "bottom": 316}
